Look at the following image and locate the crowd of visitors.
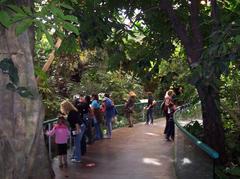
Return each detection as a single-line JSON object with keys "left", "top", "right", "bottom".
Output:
{"left": 46, "top": 88, "right": 180, "bottom": 168}
{"left": 46, "top": 92, "right": 117, "bottom": 168}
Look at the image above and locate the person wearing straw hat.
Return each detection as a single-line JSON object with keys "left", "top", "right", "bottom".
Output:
{"left": 124, "top": 91, "right": 136, "bottom": 127}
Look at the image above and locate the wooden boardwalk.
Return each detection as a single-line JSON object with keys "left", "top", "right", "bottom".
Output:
{"left": 52, "top": 119, "right": 176, "bottom": 179}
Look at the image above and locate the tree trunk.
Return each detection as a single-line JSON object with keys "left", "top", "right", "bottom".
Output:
{"left": 196, "top": 84, "right": 226, "bottom": 164}
{"left": 0, "top": 2, "right": 53, "bottom": 178}
{"left": 159, "top": 0, "right": 227, "bottom": 163}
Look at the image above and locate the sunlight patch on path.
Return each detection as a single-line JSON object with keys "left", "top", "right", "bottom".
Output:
{"left": 181, "top": 157, "right": 192, "bottom": 165}
{"left": 142, "top": 158, "right": 162, "bottom": 166}
{"left": 144, "top": 132, "right": 160, "bottom": 137}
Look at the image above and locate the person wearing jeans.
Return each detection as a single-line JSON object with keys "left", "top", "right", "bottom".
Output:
{"left": 91, "top": 94, "right": 103, "bottom": 140}
{"left": 146, "top": 107, "right": 154, "bottom": 124}
{"left": 93, "top": 117, "right": 102, "bottom": 140}
{"left": 145, "top": 92, "right": 154, "bottom": 125}
{"left": 72, "top": 123, "right": 86, "bottom": 162}
{"left": 105, "top": 115, "right": 112, "bottom": 138}
{"left": 60, "top": 100, "right": 85, "bottom": 163}
{"left": 102, "top": 93, "right": 114, "bottom": 138}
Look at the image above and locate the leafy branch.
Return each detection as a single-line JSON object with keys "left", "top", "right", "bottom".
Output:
{"left": 0, "top": 2, "right": 79, "bottom": 46}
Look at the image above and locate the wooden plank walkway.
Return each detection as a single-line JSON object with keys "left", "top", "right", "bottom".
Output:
{"left": 52, "top": 119, "right": 176, "bottom": 179}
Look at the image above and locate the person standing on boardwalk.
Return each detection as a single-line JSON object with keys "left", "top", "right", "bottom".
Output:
{"left": 165, "top": 102, "right": 176, "bottom": 141}
{"left": 163, "top": 90, "right": 175, "bottom": 140}
{"left": 124, "top": 91, "right": 136, "bottom": 127}
{"left": 75, "top": 95, "right": 89, "bottom": 154}
{"left": 144, "top": 92, "right": 155, "bottom": 125}
{"left": 61, "top": 100, "right": 86, "bottom": 163}
{"left": 84, "top": 95, "right": 94, "bottom": 144}
{"left": 91, "top": 93, "right": 103, "bottom": 140}
{"left": 102, "top": 93, "right": 115, "bottom": 138}
{"left": 46, "top": 115, "right": 70, "bottom": 168}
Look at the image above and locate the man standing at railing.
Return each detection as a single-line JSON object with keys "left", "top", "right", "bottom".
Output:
{"left": 124, "top": 91, "right": 136, "bottom": 128}
{"left": 102, "top": 93, "right": 115, "bottom": 138}
{"left": 144, "top": 92, "right": 156, "bottom": 125}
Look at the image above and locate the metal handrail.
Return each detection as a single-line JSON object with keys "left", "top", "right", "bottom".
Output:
{"left": 43, "top": 118, "right": 58, "bottom": 125}
{"left": 43, "top": 100, "right": 163, "bottom": 125}
{"left": 173, "top": 104, "right": 219, "bottom": 159}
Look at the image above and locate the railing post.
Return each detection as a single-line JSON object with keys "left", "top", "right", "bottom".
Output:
{"left": 48, "top": 123, "right": 52, "bottom": 159}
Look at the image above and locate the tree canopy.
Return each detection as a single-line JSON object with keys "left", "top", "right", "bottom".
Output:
{"left": 0, "top": 0, "right": 240, "bottom": 177}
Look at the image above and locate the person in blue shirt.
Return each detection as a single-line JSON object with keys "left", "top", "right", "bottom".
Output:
{"left": 91, "top": 94, "right": 103, "bottom": 140}
{"left": 102, "top": 93, "right": 115, "bottom": 138}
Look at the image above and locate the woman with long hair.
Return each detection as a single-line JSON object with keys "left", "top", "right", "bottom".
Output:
{"left": 60, "top": 100, "right": 86, "bottom": 162}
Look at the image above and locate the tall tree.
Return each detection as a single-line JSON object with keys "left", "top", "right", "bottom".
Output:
{"left": 158, "top": 0, "right": 226, "bottom": 162}
{"left": 103, "top": 0, "right": 240, "bottom": 163}
{"left": 0, "top": 0, "right": 53, "bottom": 178}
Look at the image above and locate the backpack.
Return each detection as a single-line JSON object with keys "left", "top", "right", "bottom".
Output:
{"left": 105, "top": 98, "right": 113, "bottom": 110}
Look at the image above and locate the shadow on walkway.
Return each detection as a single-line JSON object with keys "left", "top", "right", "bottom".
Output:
{"left": 52, "top": 118, "right": 176, "bottom": 179}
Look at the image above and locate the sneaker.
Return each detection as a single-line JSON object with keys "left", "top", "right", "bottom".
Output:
{"left": 71, "top": 159, "right": 82, "bottom": 163}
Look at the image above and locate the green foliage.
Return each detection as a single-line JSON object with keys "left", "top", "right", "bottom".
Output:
{"left": 71, "top": 69, "right": 144, "bottom": 104}
{"left": 4, "top": 0, "right": 237, "bottom": 167}
{"left": 15, "top": 18, "right": 33, "bottom": 36}
{"left": 216, "top": 165, "right": 240, "bottom": 179}
{"left": 57, "top": 34, "right": 80, "bottom": 55}
{"left": 37, "top": 72, "right": 63, "bottom": 118}
{"left": 215, "top": 166, "right": 229, "bottom": 179}
{"left": 0, "top": 1, "right": 80, "bottom": 48}
{"left": 34, "top": 1, "right": 80, "bottom": 46}
{"left": 184, "top": 121, "right": 204, "bottom": 140}
{"left": 220, "top": 62, "right": 240, "bottom": 165}
{"left": 225, "top": 167, "right": 240, "bottom": 177}
{"left": 0, "top": 11, "right": 12, "bottom": 28}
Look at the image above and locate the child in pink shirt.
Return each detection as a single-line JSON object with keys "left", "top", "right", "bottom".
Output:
{"left": 46, "top": 115, "right": 70, "bottom": 168}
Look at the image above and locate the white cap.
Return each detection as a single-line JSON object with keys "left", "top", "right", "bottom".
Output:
{"left": 73, "top": 94, "right": 80, "bottom": 100}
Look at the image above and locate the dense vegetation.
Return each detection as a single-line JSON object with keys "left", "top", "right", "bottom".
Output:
{"left": 0, "top": 0, "right": 240, "bottom": 178}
